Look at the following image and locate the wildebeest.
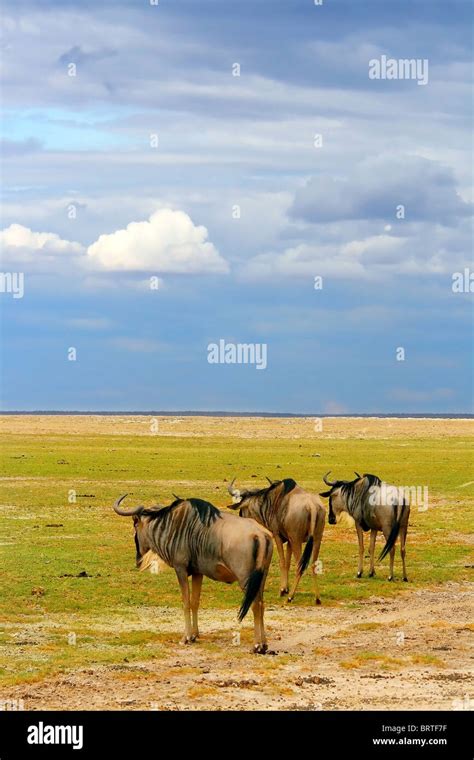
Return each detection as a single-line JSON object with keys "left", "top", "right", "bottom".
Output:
{"left": 113, "top": 494, "right": 273, "bottom": 653}
{"left": 227, "top": 477, "right": 325, "bottom": 604}
{"left": 320, "top": 472, "right": 410, "bottom": 581}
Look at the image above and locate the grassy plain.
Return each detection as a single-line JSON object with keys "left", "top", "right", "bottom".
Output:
{"left": 0, "top": 415, "right": 472, "bottom": 709}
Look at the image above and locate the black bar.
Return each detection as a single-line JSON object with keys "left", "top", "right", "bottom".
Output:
{"left": 0, "top": 711, "right": 470, "bottom": 757}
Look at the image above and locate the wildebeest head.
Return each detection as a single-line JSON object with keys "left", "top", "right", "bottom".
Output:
{"left": 227, "top": 478, "right": 254, "bottom": 516}
{"left": 113, "top": 494, "right": 154, "bottom": 568}
{"left": 227, "top": 476, "right": 293, "bottom": 517}
{"left": 320, "top": 471, "right": 363, "bottom": 524}
{"left": 227, "top": 478, "right": 243, "bottom": 506}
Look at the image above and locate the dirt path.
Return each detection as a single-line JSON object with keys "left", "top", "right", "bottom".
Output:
{"left": 6, "top": 584, "right": 473, "bottom": 711}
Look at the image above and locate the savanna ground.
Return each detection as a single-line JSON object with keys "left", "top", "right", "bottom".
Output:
{"left": 0, "top": 415, "right": 472, "bottom": 711}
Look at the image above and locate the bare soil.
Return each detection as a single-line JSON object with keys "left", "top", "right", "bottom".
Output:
{"left": 6, "top": 584, "right": 473, "bottom": 711}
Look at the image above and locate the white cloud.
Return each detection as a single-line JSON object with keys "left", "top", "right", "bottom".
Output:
{"left": 0, "top": 222, "right": 83, "bottom": 266}
{"left": 244, "top": 215, "right": 472, "bottom": 281}
{"left": 0, "top": 209, "right": 228, "bottom": 279}
{"left": 243, "top": 237, "right": 383, "bottom": 280}
{"left": 87, "top": 208, "right": 229, "bottom": 274}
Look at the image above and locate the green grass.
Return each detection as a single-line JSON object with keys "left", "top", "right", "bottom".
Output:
{"left": 0, "top": 428, "right": 472, "bottom": 685}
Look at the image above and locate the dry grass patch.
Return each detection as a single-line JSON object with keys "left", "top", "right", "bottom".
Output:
{"left": 340, "top": 653, "right": 406, "bottom": 670}
{"left": 340, "top": 651, "right": 446, "bottom": 670}
{"left": 410, "top": 654, "right": 446, "bottom": 667}
{"left": 331, "top": 621, "right": 385, "bottom": 638}
{"left": 187, "top": 685, "right": 220, "bottom": 699}
{"left": 266, "top": 684, "right": 296, "bottom": 697}
{"left": 313, "top": 647, "right": 334, "bottom": 656}
{"left": 353, "top": 622, "right": 385, "bottom": 631}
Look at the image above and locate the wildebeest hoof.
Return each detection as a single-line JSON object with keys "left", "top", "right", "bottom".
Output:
{"left": 403, "top": 577, "right": 408, "bottom": 582}
{"left": 388, "top": 576, "right": 393, "bottom": 582}
{"left": 369, "top": 570, "right": 375, "bottom": 577}
{"left": 357, "top": 571, "right": 363, "bottom": 578}
{"left": 287, "top": 596, "right": 293, "bottom": 603}
{"left": 315, "top": 598, "right": 321, "bottom": 606}
{"left": 280, "top": 588, "right": 289, "bottom": 597}
{"left": 181, "top": 635, "right": 195, "bottom": 645}
{"left": 253, "top": 643, "right": 268, "bottom": 654}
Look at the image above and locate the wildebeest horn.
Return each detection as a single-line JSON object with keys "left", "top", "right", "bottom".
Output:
{"left": 227, "top": 478, "right": 240, "bottom": 497}
{"left": 172, "top": 493, "right": 181, "bottom": 501}
{"left": 113, "top": 494, "right": 143, "bottom": 517}
{"left": 322, "top": 471, "right": 336, "bottom": 487}
{"left": 266, "top": 476, "right": 273, "bottom": 485}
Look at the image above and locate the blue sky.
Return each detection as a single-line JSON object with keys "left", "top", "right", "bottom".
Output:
{"left": 0, "top": 0, "right": 472, "bottom": 413}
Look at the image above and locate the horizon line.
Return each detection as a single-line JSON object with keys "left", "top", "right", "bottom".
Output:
{"left": 0, "top": 410, "right": 473, "bottom": 419}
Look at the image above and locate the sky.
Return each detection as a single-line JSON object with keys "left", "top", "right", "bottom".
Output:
{"left": 0, "top": 0, "right": 472, "bottom": 414}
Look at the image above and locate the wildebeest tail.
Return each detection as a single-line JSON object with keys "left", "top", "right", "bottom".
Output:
{"left": 238, "top": 534, "right": 270, "bottom": 622}
{"left": 298, "top": 535, "right": 314, "bottom": 575}
{"left": 238, "top": 568, "right": 264, "bottom": 622}
{"left": 378, "top": 501, "right": 405, "bottom": 562}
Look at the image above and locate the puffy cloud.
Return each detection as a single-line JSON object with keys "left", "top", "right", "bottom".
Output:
{"left": 0, "top": 222, "right": 83, "bottom": 267}
{"left": 243, "top": 219, "right": 472, "bottom": 281}
{"left": 241, "top": 154, "right": 473, "bottom": 282}
{"left": 291, "top": 156, "right": 472, "bottom": 225}
{"left": 0, "top": 210, "right": 228, "bottom": 278}
{"left": 87, "top": 208, "right": 228, "bottom": 274}
{"left": 0, "top": 223, "right": 78, "bottom": 252}
{"left": 244, "top": 236, "right": 393, "bottom": 280}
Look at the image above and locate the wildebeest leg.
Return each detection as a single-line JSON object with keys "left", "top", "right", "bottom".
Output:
{"left": 285, "top": 542, "right": 292, "bottom": 588}
{"left": 175, "top": 568, "right": 193, "bottom": 644}
{"left": 287, "top": 541, "right": 302, "bottom": 602}
{"left": 388, "top": 545, "right": 396, "bottom": 581}
{"left": 236, "top": 558, "right": 269, "bottom": 655}
{"left": 274, "top": 535, "right": 288, "bottom": 596}
{"left": 400, "top": 524, "right": 408, "bottom": 582}
{"left": 251, "top": 589, "right": 267, "bottom": 654}
{"left": 356, "top": 525, "right": 364, "bottom": 577}
{"left": 311, "top": 508, "right": 325, "bottom": 604}
{"left": 190, "top": 573, "right": 203, "bottom": 641}
{"left": 368, "top": 530, "right": 377, "bottom": 577}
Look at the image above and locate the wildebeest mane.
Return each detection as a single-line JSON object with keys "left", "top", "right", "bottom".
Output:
{"left": 335, "top": 473, "right": 381, "bottom": 498}
{"left": 239, "top": 477, "right": 297, "bottom": 501}
{"left": 363, "top": 473, "right": 382, "bottom": 487}
{"left": 142, "top": 497, "right": 221, "bottom": 526}
{"left": 338, "top": 473, "right": 382, "bottom": 523}
{"left": 238, "top": 478, "right": 297, "bottom": 528}
{"left": 145, "top": 498, "right": 222, "bottom": 570}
